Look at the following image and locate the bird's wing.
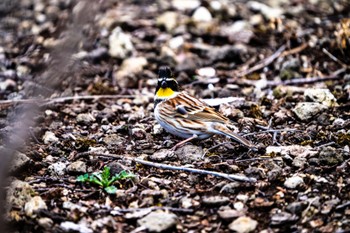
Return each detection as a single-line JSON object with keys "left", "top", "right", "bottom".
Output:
{"left": 169, "top": 92, "right": 229, "bottom": 123}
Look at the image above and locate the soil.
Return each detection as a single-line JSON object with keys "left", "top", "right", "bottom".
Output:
{"left": 1, "top": 0, "right": 350, "bottom": 232}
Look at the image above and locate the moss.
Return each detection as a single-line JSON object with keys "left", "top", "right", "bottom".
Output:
{"left": 337, "top": 133, "right": 350, "bottom": 145}
{"left": 250, "top": 104, "right": 263, "bottom": 119}
{"left": 75, "top": 138, "right": 97, "bottom": 151}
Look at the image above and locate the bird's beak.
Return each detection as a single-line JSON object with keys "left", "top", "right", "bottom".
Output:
{"left": 161, "top": 80, "right": 167, "bottom": 88}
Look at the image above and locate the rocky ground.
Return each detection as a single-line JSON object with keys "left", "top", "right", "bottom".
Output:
{"left": 1, "top": 0, "right": 350, "bottom": 232}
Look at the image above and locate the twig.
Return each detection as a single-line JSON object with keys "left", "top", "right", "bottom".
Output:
{"left": 322, "top": 48, "right": 349, "bottom": 68}
{"left": 0, "top": 95, "right": 135, "bottom": 108}
{"left": 336, "top": 201, "right": 350, "bottom": 210}
{"left": 267, "top": 68, "right": 347, "bottom": 87}
{"left": 133, "top": 158, "right": 257, "bottom": 182}
{"left": 243, "top": 128, "right": 301, "bottom": 137}
{"left": 236, "top": 45, "right": 286, "bottom": 77}
{"left": 76, "top": 152, "right": 257, "bottom": 183}
{"left": 112, "top": 206, "right": 194, "bottom": 214}
{"left": 281, "top": 43, "right": 308, "bottom": 57}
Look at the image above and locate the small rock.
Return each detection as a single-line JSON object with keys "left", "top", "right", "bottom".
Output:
{"left": 153, "top": 124, "right": 163, "bottom": 135}
{"left": 66, "top": 161, "right": 87, "bottom": 173}
{"left": 43, "top": 131, "right": 59, "bottom": 144}
{"left": 220, "top": 182, "right": 242, "bottom": 193}
{"left": 202, "top": 196, "right": 230, "bottom": 206}
{"left": 149, "top": 149, "right": 175, "bottom": 162}
{"left": 270, "top": 212, "right": 298, "bottom": 225}
{"left": 319, "top": 146, "right": 344, "bottom": 165}
{"left": 114, "top": 57, "right": 148, "bottom": 88}
{"left": 284, "top": 176, "right": 304, "bottom": 189}
{"left": 292, "top": 156, "right": 307, "bottom": 168}
{"left": 131, "top": 127, "right": 147, "bottom": 139}
{"left": 38, "top": 217, "right": 54, "bottom": 229}
{"left": 321, "top": 199, "right": 340, "bottom": 214}
{"left": 292, "top": 102, "right": 327, "bottom": 121}
{"left": 233, "top": 202, "right": 245, "bottom": 211}
{"left": 208, "top": 44, "right": 247, "bottom": 63}
{"left": 48, "top": 161, "right": 67, "bottom": 176}
{"left": 156, "top": 11, "right": 179, "bottom": 32}
{"left": 247, "top": 1, "right": 283, "bottom": 19}
{"left": 228, "top": 216, "right": 258, "bottom": 233}
{"left": 108, "top": 26, "right": 134, "bottom": 59}
{"left": 304, "top": 88, "right": 337, "bottom": 107}
{"left": 286, "top": 201, "right": 307, "bottom": 214}
{"left": 60, "top": 221, "right": 93, "bottom": 233}
{"left": 137, "top": 211, "right": 177, "bottom": 232}
{"left": 266, "top": 145, "right": 316, "bottom": 157}
{"left": 172, "top": 0, "right": 200, "bottom": 11}
{"left": 6, "top": 179, "right": 35, "bottom": 210}
{"left": 175, "top": 144, "right": 203, "bottom": 163}
{"left": 76, "top": 113, "right": 96, "bottom": 124}
{"left": 192, "top": 7, "right": 212, "bottom": 22}
{"left": 103, "top": 134, "right": 126, "bottom": 147}
{"left": 180, "top": 196, "right": 195, "bottom": 208}
{"left": 9, "top": 151, "right": 32, "bottom": 173}
{"left": 0, "top": 78, "right": 16, "bottom": 91}
{"left": 217, "top": 206, "right": 243, "bottom": 221}
{"left": 25, "top": 196, "right": 47, "bottom": 218}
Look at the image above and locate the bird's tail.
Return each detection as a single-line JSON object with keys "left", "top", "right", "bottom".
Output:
{"left": 210, "top": 123, "right": 256, "bottom": 150}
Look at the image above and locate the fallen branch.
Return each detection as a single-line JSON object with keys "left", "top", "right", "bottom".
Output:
{"left": 75, "top": 152, "right": 257, "bottom": 183}
{"left": 112, "top": 206, "right": 194, "bottom": 214}
{"left": 267, "top": 67, "right": 347, "bottom": 87}
{"left": 236, "top": 45, "right": 286, "bottom": 77}
{"left": 322, "top": 48, "right": 349, "bottom": 68}
{"left": 134, "top": 158, "right": 256, "bottom": 182}
{"left": 0, "top": 95, "right": 136, "bottom": 108}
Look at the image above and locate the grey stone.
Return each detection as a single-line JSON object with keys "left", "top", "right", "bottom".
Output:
{"left": 284, "top": 176, "right": 304, "bottom": 189}
{"left": 228, "top": 216, "right": 258, "bottom": 233}
{"left": 292, "top": 102, "right": 327, "bottom": 121}
{"left": 137, "top": 211, "right": 177, "bottom": 232}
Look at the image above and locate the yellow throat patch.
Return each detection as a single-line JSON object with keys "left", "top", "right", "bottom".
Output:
{"left": 156, "top": 87, "right": 175, "bottom": 98}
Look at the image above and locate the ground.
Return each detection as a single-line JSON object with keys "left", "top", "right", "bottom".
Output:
{"left": 1, "top": 0, "right": 350, "bottom": 232}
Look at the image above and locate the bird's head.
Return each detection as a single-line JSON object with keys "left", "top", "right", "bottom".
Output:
{"left": 155, "top": 66, "right": 179, "bottom": 99}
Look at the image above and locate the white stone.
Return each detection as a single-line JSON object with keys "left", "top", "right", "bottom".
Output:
{"left": 48, "top": 161, "right": 67, "bottom": 176}
{"left": 137, "top": 211, "right": 177, "bottom": 232}
{"left": 192, "top": 7, "right": 212, "bottom": 22}
{"left": 60, "top": 221, "right": 93, "bottom": 233}
{"left": 25, "top": 196, "right": 47, "bottom": 218}
{"left": 304, "top": 88, "right": 337, "bottom": 107}
{"left": 43, "top": 131, "right": 59, "bottom": 144}
{"left": 247, "top": 1, "right": 283, "bottom": 19}
{"left": 157, "top": 11, "right": 178, "bottom": 32}
{"left": 172, "top": 0, "right": 200, "bottom": 11}
{"left": 284, "top": 176, "right": 304, "bottom": 189}
{"left": 292, "top": 102, "right": 327, "bottom": 121}
{"left": 108, "top": 27, "right": 134, "bottom": 59}
{"left": 228, "top": 216, "right": 258, "bottom": 233}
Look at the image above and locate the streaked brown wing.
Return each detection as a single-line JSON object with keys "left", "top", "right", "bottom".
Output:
{"left": 168, "top": 92, "right": 229, "bottom": 123}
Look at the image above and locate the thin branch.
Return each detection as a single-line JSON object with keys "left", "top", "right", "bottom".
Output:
{"left": 133, "top": 158, "right": 257, "bottom": 182}
{"left": 322, "top": 48, "right": 349, "bottom": 68}
{"left": 244, "top": 128, "right": 301, "bottom": 137}
{"left": 267, "top": 68, "right": 347, "bottom": 87}
{"left": 281, "top": 43, "right": 308, "bottom": 57}
{"left": 0, "top": 95, "right": 136, "bottom": 108}
{"left": 236, "top": 45, "right": 286, "bottom": 77}
{"left": 76, "top": 152, "right": 257, "bottom": 183}
{"left": 113, "top": 206, "right": 194, "bottom": 214}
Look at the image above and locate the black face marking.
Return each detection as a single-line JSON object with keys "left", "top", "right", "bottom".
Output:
{"left": 155, "top": 66, "right": 180, "bottom": 94}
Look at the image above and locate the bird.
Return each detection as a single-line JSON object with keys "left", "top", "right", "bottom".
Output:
{"left": 154, "top": 66, "right": 256, "bottom": 150}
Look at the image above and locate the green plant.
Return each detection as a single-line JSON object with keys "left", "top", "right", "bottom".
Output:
{"left": 77, "top": 166, "right": 135, "bottom": 194}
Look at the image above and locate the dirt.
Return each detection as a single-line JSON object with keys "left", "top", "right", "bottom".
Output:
{"left": 1, "top": 0, "right": 350, "bottom": 232}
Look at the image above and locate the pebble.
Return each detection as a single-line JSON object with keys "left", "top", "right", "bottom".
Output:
{"left": 24, "top": 196, "right": 47, "bottom": 218}
{"left": 152, "top": 124, "right": 163, "bottom": 135}
{"left": 60, "top": 221, "right": 93, "bottom": 233}
{"left": 108, "top": 26, "right": 134, "bottom": 59}
{"left": 172, "top": 0, "right": 200, "bottom": 11}
{"left": 38, "top": 217, "right": 54, "bottom": 229}
{"left": 48, "top": 161, "right": 67, "bottom": 176}
{"left": 292, "top": 102, "right": 327, "bottom": 121}
{"left": 304, "top": 88, "right": 337, "bottom": 107}
{"left": 149, "top": 149, "right": 175, "bottom": 162}
{"left": 156, "top": 11, "right": 179, "bottom": 32}
{"left": 6, "top": 179, "right": 35, "bottom": 208}
{"left": 114, "top": 56, "right": 148, "bottom": 88}
{"left": 66, "top": 161, "right": 87, "bottom": 173}
{"left": 76, "top": 113, "right": 96, "bottom": 124}
{"left": 137, "top": 211, "right": 177, "bottom": 232}
{"left": 9, "top": 151, "right": 32, "bottom": 173}
{"left": 286, "top": 201, "right": 307, "bottom": 214}
{"left": 217, "top": 206, "right": 243, "bottom": 221}
{"left": 292, "top": 156, "right": 307, "bottom": 168}
{"left": 175, "top": 144, "right": 203, "bottom": 163}
{"left": 131, "top": 127, "right": 147, "bottom": 139}
{"left": 192, "top": 7, "right": 212, "bottom": 22}
{"left": 270, "top": 211, "right": 298, "bottom": 225}
{"left": 247, "top": 1, "right": 283, "bottom": 19}
{"left": 284, "top": 176, "right": 304, "bottom": 189}
{"left": 228, "top": 216, "right": 258, "bottom": 233}
{"left": 202, "top": 196, "right": 230, "bottom": 206}
{"left": 319, "top": 146, "right": 344, "bottom": 165}
{"left": 42, "top": 131, "right": 59, "bottom": 144}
